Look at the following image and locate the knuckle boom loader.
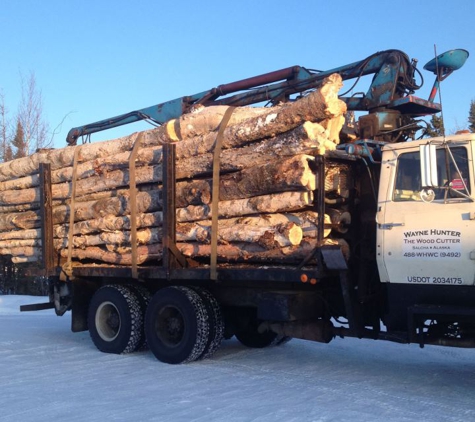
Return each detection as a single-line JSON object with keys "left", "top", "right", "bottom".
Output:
{"left": 16, "top": 48, "right": 475, "bottom": 363}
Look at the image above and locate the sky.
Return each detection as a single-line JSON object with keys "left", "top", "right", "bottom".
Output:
{"left": 0, "top": 0, "right": 474, "bottom": 148}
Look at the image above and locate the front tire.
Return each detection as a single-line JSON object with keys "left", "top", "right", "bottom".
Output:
{"left": 145, "top": 286, "right": 210, "bottom": 364}
{"left": 88, "top": 285, "right": 142, "bottom": 354}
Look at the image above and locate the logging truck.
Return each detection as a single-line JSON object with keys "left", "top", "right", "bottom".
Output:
{"left": 15, "top": 48, "right": 475, "bottom": 364}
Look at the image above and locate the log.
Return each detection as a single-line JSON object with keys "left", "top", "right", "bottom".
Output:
{"left": 176, "top": 221, "right": 302, "bottom": 248}
{"left": 0, "top": 228, "right": 41, "bottom": 240}
{"left": 0, "top": 211, "right": 40, "bottom": 231}
{"left": 175, "top": 154, "right": 316, "bottom": 208}
{"left": 56, "top": 220, "right": 302, "bottom": 250}
{"left": 163, "top": 105, "right": 269, "bottom": 141}
{"left": 0, "top": 245, "right": 38, "bottom": 257}
{"left": 0, "top": 238, "right": 40, "bottom": 249}
{"left": 54, "top": 212, "right": 164, "bottom": 237}
{"left": 59, "top": 245, "right": 163, "bottom": 265}
{"left": 54, "top": 228, "right": 163, "bottom": 249}
{"left": 177, "top": 236, "right": 348, "bottom": 264}
{"left": 176, "top": 191, "right": 313, "bottom": 222}
{"left": 197, "top": 74, "right": 345, "bottom": 151}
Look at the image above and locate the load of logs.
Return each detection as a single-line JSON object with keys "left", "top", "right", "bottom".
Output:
{"left": 0, "top": 74, "right": 350, "bottom": 268}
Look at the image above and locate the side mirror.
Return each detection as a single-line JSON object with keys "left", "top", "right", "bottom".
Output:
{"left": 420, "top": 144, "right": 438, "bottom": 187}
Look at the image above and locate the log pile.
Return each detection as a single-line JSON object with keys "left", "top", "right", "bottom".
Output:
{"left": 0, "top": 74, "right": 349, "bottom": 268}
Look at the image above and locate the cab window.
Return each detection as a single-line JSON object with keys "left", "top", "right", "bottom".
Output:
{"left": 393, "top": 146, "right": 470, "bottom": 201}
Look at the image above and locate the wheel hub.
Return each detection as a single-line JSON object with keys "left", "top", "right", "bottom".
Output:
{"left": 96, "top": 301, "right": 121, "bottom": 342}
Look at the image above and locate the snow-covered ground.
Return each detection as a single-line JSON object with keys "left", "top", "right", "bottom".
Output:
{"left": 0, "top": 295, "right": 473, "bottom": 422}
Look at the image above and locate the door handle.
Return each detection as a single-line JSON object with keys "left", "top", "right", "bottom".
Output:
{"left": 379, "top": 222, "right": 405, "bottom": 230}
{"left": 375, "top": 214, "right": 404, "bottom": 230}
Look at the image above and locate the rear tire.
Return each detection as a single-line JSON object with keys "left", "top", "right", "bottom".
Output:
{"left": 192, "top": 288, "right": 224, "bottom": 359}
{"left": 88, "top": 285, "right": 142, "bottom": 354}
{"left": 145, "top": 286, "right": 209, "bottom": 364}
{"left": 127, "top": 284, "right": 151, "bottom": 351}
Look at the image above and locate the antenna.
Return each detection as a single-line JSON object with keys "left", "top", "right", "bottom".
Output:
{"left": 434, "top": 45, "right": 446, "bottom": 138}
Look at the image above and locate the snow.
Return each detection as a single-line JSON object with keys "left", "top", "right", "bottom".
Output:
{"left": 0, "top": 295, "right": 474, "bottom": 422}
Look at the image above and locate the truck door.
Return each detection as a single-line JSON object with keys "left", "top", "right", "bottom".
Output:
{"left": 377, "top": 142, "right": 475, "bottom": 287}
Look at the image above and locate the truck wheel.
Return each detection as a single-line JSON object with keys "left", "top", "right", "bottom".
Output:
{"left": 235, "top": 320, "right": 280, "bottom": 348}
{"left": 127, "top": 284, "right": 151, "bottom": 351}
{"left": 192, "top": 288, "right": 224, "bottom": 360}
{"left": 88, "top": 285, "right": 142, "bottom": 354}
{"left": 145, "top": 286, "right": 210, "bottom": 364}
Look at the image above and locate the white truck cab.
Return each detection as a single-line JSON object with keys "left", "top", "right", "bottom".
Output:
{"left": 377, "top": 133, "right": 475, "bottom": 288}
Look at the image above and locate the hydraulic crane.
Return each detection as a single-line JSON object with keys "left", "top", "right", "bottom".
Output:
{"left": 66, "top": 48, "right": 468, "bottom": 146}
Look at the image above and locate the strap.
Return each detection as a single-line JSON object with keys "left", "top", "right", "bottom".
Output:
{"left": 210, "top": 107, "right": 236, "bottom": 280}
{"left": 62, "top": 146, "right": 81, "bottom": 278}
{"left": 129, "top": 132, "right": 144, "bottom": 279}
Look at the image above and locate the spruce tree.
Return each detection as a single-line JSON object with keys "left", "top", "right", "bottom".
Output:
{"left": 425, "top": 114, "right": 445, "bottom": 137}
{"left": 12, "top": 120, "right": 27, "bottom": 159}
{"left": 469, "top": 99, "right": 475, "bottom": 133}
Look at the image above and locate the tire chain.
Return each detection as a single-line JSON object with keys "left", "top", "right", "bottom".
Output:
{"left": 192, "top": 287, "right": 225, "bottom": 360}
{"left": 102, "top": 284, "right": 142, "bottom": 354}
{"left": 173, "top": 286, "right": 210, "bottom": 363}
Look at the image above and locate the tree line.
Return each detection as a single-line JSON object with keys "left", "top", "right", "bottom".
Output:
{"left": 425, "top": 99, "right": 475, "bottom": 137}
{"left": 0, "top": 72, "right": 50, "bottom": 295}
{"left": 0, "top": 71, "right": 51, "bottom": 163}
